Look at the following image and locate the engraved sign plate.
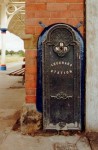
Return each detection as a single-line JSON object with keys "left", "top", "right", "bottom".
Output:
{"left": 41, "top": 24, "right": 84, "bottom": 130}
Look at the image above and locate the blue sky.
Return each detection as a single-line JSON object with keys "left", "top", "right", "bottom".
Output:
{"left": 0, "top": 31, "right": 24, "bottom": 51}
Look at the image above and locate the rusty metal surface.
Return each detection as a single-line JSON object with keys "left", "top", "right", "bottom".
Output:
{"left": 42, "top": 24, "right": 82, "bottom": 130}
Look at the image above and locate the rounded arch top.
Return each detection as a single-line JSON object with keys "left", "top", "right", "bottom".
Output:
{"left": 44, "top": 24, "right": 78, "bottom": 45}
{"left": 38, "top": 23, "right": 84, "bottom": 53}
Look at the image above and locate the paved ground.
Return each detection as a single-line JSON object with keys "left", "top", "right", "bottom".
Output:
{"left": 0, "top": 131, "right": 92, "bottom": 150}
{"left": 0, "top": 62, "right": 98, "bottom": 150}
{"left": 0, "top": 62, "right": 25, "bottom": 109}
{"left": 86, "top": 133, "right": 98, "bottom": 150}
{"left": 0, "top": 62, "right": 25, "bottom": 131}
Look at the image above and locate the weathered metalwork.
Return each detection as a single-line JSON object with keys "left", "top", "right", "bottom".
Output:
{"left": 42, "top": 24, "right": 82, "bottom": 130}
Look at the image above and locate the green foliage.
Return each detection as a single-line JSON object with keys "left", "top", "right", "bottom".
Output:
{"left": 6, "top": 50, "right": 9, "bottom": 55}
{"left": 5, "top": 50, "right": 25, "bottom": 56}
{"left": 17, "top": 50, "right": 25, "bottom": 57}
{"left": 0, "top": 50, "right": 25, "bottom": 56}
{"left": 9, "top": 50, "right": 15, "bottom": 55}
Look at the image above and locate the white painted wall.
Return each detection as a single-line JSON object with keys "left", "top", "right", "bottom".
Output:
{"left": 86, "top": 0, "right": 98, "bottom": 131}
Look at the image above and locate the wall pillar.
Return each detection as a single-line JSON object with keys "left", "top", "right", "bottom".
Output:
{"left": 0, "top": 3, "right": 7, "bottom": 70}
{"left": 22, "top": 35, "right": 37, "bottom": 108}
{"left": 0, "top": 28, "right": 7, "bottom": 70}
{"left": 20, "top": 35, "right": 42, "bottom": 134}
{"left": 86, "top": 0, "right": 98, "bottom": 131}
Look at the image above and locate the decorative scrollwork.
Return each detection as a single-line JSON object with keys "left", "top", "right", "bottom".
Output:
{"left": 6, "top": 4, "right": 17, "bottom": 14}
{"left": 6, "top": 2, "right": 25, "bottom": 16}
{"left": 51, "top": 92, "right": 72, "bottom": 100}
{"left": 53, "top": 42, "right": 69, "bottom": 57}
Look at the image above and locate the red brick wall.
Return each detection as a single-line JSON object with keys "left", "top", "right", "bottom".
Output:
{"left": 25, "top": 0, "right": 85, "bottom": 103}
{"left": 25, "top": 50, "right": 37, "bottom": 103}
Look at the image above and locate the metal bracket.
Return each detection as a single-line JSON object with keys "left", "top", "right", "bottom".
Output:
{"left": 75, "top": 21, "right": 84, "bottom": 29}
{"left": 38, "top": 21, "right": 46, "bottom": 28}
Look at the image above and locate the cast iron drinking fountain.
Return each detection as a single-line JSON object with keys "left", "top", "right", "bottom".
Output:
{"left": 37, "top": 22, "right": 85, "bottom": 131}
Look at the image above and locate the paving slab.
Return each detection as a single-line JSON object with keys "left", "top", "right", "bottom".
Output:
{"left": 77, "top": 136, "right": 91, "bottom": 150}
{"left": 0, "top": 63, "right": 25, "bottom": 145}
{"left": 0, "top": 128, "right": 11, "bottom": 145}
{"left": 0, "top": 132, "right": 91, "bottom": 150}
{"left": 0, "top": 109, "right": 19, "bottom": 119}
{"left": 0, "top": 109, "right": 20, "bottom": 132}
{"left": 87, "top": 132, "right": 98, "bottom": 150}
{"left": 0, "top": 64, "right": 25, "bottom": 110}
